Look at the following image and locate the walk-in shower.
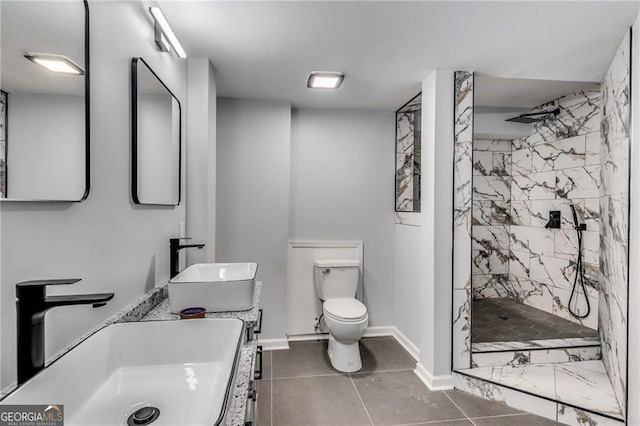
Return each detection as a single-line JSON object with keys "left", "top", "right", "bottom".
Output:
{"left": 452, "top": 36, "right": 631, "bottom": 423}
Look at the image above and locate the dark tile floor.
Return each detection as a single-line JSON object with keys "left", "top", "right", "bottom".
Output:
{"left": 472, "top": 298, "right": 598, "bottom": 343}
{"left": 257, "top": 336, "right": 561, "bottom": 425}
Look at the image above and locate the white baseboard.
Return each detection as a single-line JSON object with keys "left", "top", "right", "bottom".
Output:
{"left": 414, "top": 362, "right": 454, "bottom": 391}
{"left": 363, "top": 325, "right": 396, "bottom": 338}
{"left": 287, "top": 334, "right": 328, "bottom": 342}
{"left": 265, "top": 325, "right": 420, "bottom": 364}
{"left": 390, "top": 327, "right": 420, "bottom": 361}
{"left": 258, "top": 338, "right": 289, "bottom": 351}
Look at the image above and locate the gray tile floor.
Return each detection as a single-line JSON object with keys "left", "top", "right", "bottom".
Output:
{"left": 257, "top": 337, "right": 561, "bottom": 425}
{"left": 472, "top": 298, "right": 598, "bottom": 343}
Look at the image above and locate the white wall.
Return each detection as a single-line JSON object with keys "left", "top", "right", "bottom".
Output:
{"left": 186, "top": 59, "right": 217, "bottom": 263}
{"left": 137, "top": 93, "right": 179, "bottom": 204}
{"left": 627, "top": 16, "right": 639, "bottom": 426}
{"left": 0, "top": 1, "right": 190, "bottom": 387}
{"left": 418, "top": 70, "right": 455, "bottom": 386}
{"left": 394, "top": 224, "right": 423, "bottom": 346}
{"left": 7, "top": 93, "right": 85, "bottom": 200}
{"left": 216, "top": 98, "right": 291, "bottom": 339}
{"left": 289, "top": 108, "right": 396, "bottom": 328}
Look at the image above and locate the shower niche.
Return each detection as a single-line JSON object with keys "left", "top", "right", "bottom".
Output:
{"left": 451, "top": 30, "right": 631, "bottom": 426}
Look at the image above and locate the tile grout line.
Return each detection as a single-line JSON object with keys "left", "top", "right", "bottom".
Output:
{"left": 272, "top": 367, "right": 415, "bottom": 380}
{"left": 349, "top": 373, "right": 375, "bottom": 426}
{"left": 389, "top": 419, "right": 470, "bottom": 426}
{"left": 443, "top": 390, "right": 475, "bottom": 424}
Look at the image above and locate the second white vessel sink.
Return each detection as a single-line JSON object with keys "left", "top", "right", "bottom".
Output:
{"left": 169, "top": 263, "right": 258, "bottom": 313}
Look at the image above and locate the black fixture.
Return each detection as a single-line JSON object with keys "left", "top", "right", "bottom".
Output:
{"left": 16, "top": 279, "right": 114, "bottom": 385}
{"left": 569, "top": 203, "right": 590, "bottom": 319}
{"left": 506, "top": 108, "right": 560, "bottom": 124}
{"left": 544, "top": 211, "right": 561, "bottom": 229}
{"left": 169, "top": 238, "right": 205, "bottom": 279}
{"left": 127, "top": 406, "right": 160, "bottom": 425}
{"left": 131, "top": 57, "right": 182, "bottom": 206}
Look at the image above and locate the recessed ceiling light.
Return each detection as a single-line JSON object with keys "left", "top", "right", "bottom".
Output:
{"left": 24, "top": 53, "right": 84, "bottom": 75}
{"left": 307, "top": 72, "right": 344, "bottom": 89}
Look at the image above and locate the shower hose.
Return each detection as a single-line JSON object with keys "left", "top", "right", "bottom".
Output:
{"left": 568, "top": 206, "right": 590, "bottom": 319}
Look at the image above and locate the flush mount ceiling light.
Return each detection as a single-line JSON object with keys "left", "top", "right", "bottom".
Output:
{"left": 307, "top": 72, "right": 344, "bottom": 89}
{"left": 24, "top": 53, "right": 84, "bottom": 75}
{"left": 149, "top": 6, "right": 186, "bottom": 58}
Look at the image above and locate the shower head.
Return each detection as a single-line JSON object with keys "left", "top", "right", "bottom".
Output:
{"left": 506, "top": 108, "right": 560, "bottom": 124}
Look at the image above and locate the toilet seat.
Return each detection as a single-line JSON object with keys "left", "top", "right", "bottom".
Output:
{"left": 324, "top": 298, "right": 368, "bottom": 322}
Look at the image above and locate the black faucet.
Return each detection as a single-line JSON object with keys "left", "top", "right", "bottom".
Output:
{"left": 16, "top": 279, "right": 114, "bottom": 385}
{"left": 170, "top": 238, "right": 205, "bottom": 279}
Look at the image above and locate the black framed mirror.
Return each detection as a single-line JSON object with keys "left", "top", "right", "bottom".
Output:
{"left": 131, "top": 58, "right": 181, "bottom": 206}
{"left": 0, "top": 0, "right": 90, "bottom": 202}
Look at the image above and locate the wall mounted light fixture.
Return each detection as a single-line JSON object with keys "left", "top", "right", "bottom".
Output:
{"left": 149, "top": 6, "right": 186, "bottom": 58}
{"left": 307, "top": 72, "right": 344, "bottom": 89}
{"left": 24, "top": 53, "right": 84, "bottom": 75}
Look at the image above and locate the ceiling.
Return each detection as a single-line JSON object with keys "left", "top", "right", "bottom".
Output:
{"left": 160, "top": 1, "right": 638, "bottom": 111}
{"left": 1, "top": 1, "right": 85, "bottom": 96}
{"left": 474, "top": 76, "right": 601, "bottom": 109}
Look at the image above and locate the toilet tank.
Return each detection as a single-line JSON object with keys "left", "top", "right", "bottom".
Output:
{"left": 313, "top": 259, "right": 360, "bottom": 301}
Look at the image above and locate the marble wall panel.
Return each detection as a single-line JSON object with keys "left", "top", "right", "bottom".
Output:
{"left": 531, "top": 135, "right": 586, "bottom": 173}
{"left": 598, "top": 31, "right": 630, "bottom": 412}
{"left": 453, "top": 72, "right": 474, "bottom": 370}
{"left": 0, "top": 91, "right": 5, "bottom": 198}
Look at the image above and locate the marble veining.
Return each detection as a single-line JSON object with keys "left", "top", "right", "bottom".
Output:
{"left": 470, "top": 89, "right": 604, "bottom": 331}
{"left": 395, "top": 93, "right": 422, "bottom": 215}
{"left": 472, "top": 336, "right": 600, "bottom": 353}
{"left": 0, "top": 90, "right": 6, "bottom": 197}
{"left": 598, "top": 31, "right": 630, "bottom": 413}
{"left": 452, "top": 71, "right": 474, "bottom": 370}
{"left": 454, "top": 368, "right": 623, "bottom": 425}
{"left": 456, "top": 360, "right": 622, "bottom": 420}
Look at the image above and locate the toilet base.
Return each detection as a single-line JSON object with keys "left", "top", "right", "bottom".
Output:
{"left": 327, "top": 334, "right": 363, "bottom": 373}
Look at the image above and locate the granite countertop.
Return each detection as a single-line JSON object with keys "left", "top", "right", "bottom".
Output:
{"left": 2, "top": 281, "right": 263, "bottom": 426}
{"left": 141, "top": 282, "right": 263, "bottom": 425}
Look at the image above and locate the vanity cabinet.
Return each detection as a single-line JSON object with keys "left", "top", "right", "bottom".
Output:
{"left": 245, "top": 309, "right": 263, "bottom": 425}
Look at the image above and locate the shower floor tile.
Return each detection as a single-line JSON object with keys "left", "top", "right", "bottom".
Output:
{"left": 472, "top": 298, "right": 598, "bottom": 343}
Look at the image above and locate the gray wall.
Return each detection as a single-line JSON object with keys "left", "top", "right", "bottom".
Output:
{"left": 186, "top": 59, "right": 217, "bottom": 263}
{"left": 216, "top": 98, "right": 291, "bottom": 339}
{"left": 0, "top": 1, "right": 190, "bottom": 386}
{"left": 421, "top": 70, "right": 454, "bottom": 380}
{"left": 394, "top": 224, "right": 423, "bottom": 345}
{"left": 289, "top": 108, "right": 396, "bottom": 328}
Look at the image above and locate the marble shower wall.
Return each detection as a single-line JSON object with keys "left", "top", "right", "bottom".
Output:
{"left": 471, "top": 90, "right": 603, "bottom": 331}
{"left": 471, "top": 138, "right": 512, "bottom": 304}
{"left": 0, "top": 91, "right": 5, "bottom": 197}
{"left": 598, "top": 31, "right": 630, "bottom": 413}
{"left": 395, "top": 93, "right": 422, "bottom": 223}
{"left": 453, "top": 71, "right": 473, "bottom": 369}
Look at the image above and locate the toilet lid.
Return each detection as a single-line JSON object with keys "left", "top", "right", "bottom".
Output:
{"left": 324, "top": 298, "right": 368, "bottom": 322}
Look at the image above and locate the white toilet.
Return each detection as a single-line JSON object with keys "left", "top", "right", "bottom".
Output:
{"left": 313, "top": 259, "right": 369, "bottom": 372}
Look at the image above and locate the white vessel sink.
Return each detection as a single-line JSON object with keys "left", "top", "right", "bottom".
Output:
{"left": 168, "top": 262, "right": 257, "bottom": 313}
{"left": 1, "top": 319, "right": 243, "bottom": 426}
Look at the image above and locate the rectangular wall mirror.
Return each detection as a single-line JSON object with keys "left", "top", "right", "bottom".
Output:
{"left": 0, "top": 0, "right": 89, "bottom": 202}
{"left": 131, "top": 57, "right": 181, "bottom": 206}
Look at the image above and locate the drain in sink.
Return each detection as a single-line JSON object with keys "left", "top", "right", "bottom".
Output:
{"left": 127, "top": 406, "right": 160, "bottom": 425}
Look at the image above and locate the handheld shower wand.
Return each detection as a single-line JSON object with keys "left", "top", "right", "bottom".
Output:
{"left": 568, "top": 203, "right": 589, "bottom": 319}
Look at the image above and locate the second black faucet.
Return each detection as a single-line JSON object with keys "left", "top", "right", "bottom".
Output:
{"left": 169, "top": 238, "right": 205, "bottom": 279}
